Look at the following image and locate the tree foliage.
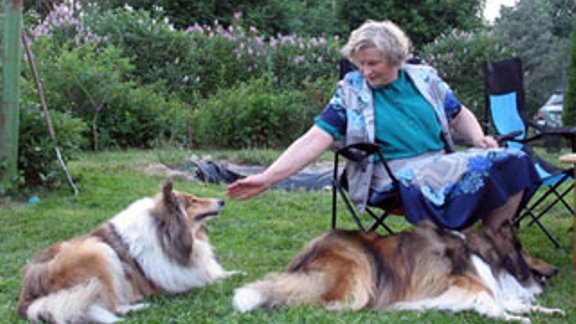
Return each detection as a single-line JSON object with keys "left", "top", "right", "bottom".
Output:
{"left": 547, "top": 0, "right": 575, "bottom": 38}
{"left": 336, "top": 0, "right": 485, "bottom": 49}
{"left": 493, "top": 0, "right": 572, "bottom": 114}
{"left": 563, "top": 23, "right": 576, "bottom": 126}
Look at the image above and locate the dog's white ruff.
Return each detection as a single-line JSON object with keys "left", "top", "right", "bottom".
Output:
{"left": 110, "top": 198, "right": 233, "bottom": 293}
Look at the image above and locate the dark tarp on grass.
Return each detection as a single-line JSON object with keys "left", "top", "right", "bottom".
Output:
{"left": 187, "top": 160, "right": 332, "bottom": 191}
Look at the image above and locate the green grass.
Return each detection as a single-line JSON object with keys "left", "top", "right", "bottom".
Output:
{"left": 0, "top": 149, "right": 574, "bottom": 323}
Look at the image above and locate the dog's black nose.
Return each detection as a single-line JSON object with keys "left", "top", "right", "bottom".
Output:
{"left": 218, "top": 199, "right": 225, "bottom": 207}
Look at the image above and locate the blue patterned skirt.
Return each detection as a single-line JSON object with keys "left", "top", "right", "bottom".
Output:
{"left": 367, "top": 148, "right": 540, "bottom": 230}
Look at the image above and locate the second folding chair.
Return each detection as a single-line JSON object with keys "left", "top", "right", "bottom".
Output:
{"left": 484, "top": 57, "right": 576, "bottom": 248}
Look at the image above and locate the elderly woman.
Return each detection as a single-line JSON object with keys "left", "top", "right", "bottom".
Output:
{"left": 227, "top": 20, "right": 539, "bottom": 232}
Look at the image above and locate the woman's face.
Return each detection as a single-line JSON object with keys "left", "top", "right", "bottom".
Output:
{"left": 355, "top": 47, "right": 399, "bottom": 86}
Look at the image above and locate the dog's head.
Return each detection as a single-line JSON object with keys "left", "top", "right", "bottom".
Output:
{"left": 152, "top": 181, "right": 224, "bottom": 266}
{"left": 467, "top": 222, "right": 548, "bottom": 287}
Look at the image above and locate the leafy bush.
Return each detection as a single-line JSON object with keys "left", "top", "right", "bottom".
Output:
{"left": 30, "top": 5, "right": 341, "bottom": 106}
{"left": 83, "top": 7, "right": 198, "bottom": 101}
{"left": 420, "top": 30, "right": 514, "bottom": 117}
{"left": 191, "top": 78, "right": 330, "bottom": 149}
{"left": 98, "top": 85, "right": 190, "bottom": 148}
{"left": 82, "top": 7, "right": 341, "bottom": 100}
{"left": 26, "top": 12, "right": 191, "bottom": 150}
{"left": 18, "top": 103, "right": 86, "bottom": 190}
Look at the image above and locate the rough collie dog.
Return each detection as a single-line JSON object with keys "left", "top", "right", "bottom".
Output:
{"left": 233, "top": 221, "right": 563, "bottom": 323}
{"left": 18, "top": 181, "right": 240, "bottom": 323}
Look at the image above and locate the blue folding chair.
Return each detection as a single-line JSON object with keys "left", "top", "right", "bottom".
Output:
{"left": 484, "top": 57, "right": 576, "bottom": 248}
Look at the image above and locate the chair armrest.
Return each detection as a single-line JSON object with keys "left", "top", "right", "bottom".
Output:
{"left": 518, "top": 121, "right": 576, "bottom": 152}
{"left": 337, "top": 143, "right": 384, "bottom": 162}
{"left": 494, "top": 130, "right": 523, "bottom": 145}
{"left": 335, "top": 142, "right": 398, "bottom": 184}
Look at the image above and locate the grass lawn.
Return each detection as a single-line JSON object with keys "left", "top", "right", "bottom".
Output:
{"left": 1, "top": 148, "right": 574, "bottom": 323}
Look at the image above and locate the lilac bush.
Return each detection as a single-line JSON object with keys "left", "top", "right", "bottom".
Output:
{"left": 181, "top": 11, "right": 341, "bottom": 94}
{"left": 31, "top": 5, "right": 342, "bottom": 98}
{"left": 31, "top": 4, "right": 104, "bottom": 46}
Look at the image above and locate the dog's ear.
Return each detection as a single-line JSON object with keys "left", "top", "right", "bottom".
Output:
{"left": 161, "top": 181, "right": 180, "bottom": 214}
{"left": 155, "top": 181, "right": 194, "bottom": 266}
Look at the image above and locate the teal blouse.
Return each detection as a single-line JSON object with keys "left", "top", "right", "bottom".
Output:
{"left": 372, "top": 70, "right": 444, "bottom": 159}
{"left": 315, "top": 70, "right": 445, "bottom": 159}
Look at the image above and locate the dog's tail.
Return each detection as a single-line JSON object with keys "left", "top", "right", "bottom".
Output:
{"left": 233, "top": 271, "right": 330, "bottom": 312}
{"left": 233, "top": 267, "right": 373, "bottom": 313}
{"left": 25, "top": 278, "right": 123, "bottom": 324}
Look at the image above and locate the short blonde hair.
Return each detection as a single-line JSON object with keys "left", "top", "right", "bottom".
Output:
{"left": 341, "top": 20, "right": 411, "bottom": 68}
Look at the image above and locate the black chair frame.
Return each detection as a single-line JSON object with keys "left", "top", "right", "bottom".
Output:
{"left": 331, "top": 143, "right": 403, "bottom": 233}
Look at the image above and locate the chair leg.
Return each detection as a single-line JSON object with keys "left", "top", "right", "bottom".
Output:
{"left": 514, "top": 183, "right": 570, "bottom": 249}
{"left": 365, "top": 208, "right": 394, "bottom": 233}
{"left": 513, "top": 176, "right": 573, "bottom": 248}
{"left": 527, "top": 184, "right": 573, "bottom": 227}
{"left": 336, "top": 185, "right": 367, "bottom": 232}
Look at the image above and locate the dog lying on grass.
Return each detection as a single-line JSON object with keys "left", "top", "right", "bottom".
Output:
{"left": 18, "top": 181, "right": 241, "bottom": 323}
{"left": 233, "top": 220, "right": 562, "bottom": 323}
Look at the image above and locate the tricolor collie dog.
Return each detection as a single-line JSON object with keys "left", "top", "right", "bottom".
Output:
{"left": 233, "top": 221, "right": 562, "bottom": 323}
{"left": 18, "top": 181, "right": 241, "bottom": 323}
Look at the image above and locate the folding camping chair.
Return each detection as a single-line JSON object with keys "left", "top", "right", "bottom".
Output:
{"left": 330, "top": 142, "right": 404, "bottom": 233}
{"left": 484, "top": 57, "right": 576, "bottom": 248}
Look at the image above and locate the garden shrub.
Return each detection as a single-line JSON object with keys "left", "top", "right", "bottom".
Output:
{"left": 30, "top": 4, "right": 342, "bottom": 107}
{"left": 18, "top": 103, "right": 87, "bottom": 190}
{"left": 26, "top": 14, "right": 192, "bottom": 150}
{"left": 98, "top": 85, "right": 190, "bottom": 149}
{"left": 191, "top": 78, "right": 328, "bottom": 149}
{"left": 83, "top": 6, "right": 342, "bottom": 100}
{"left": 83, "top": 6, "right": 198, "bottom": 102}
{"left": 22, "top": 36, "right": 133, "bottom": 149}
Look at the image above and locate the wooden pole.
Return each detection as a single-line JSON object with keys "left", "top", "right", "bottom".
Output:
{"left": 0, "top": 0, "right": 24, "bottom": 192}
{"left": 21, "top": 30, "right": 79, "bottom": 195}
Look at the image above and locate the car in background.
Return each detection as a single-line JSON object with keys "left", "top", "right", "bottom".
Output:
{"left": 534, "top": 91, "right": 564, "bottom": 128}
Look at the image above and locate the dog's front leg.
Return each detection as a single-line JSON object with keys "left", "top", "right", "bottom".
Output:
{"left": 219, "top": 269, "right": 247, "bottom": 279}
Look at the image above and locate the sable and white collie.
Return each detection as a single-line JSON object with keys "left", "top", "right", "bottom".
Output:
{"left": 18, "top": 181, "right": 241, "bottom": 323}
{"left": 233, "top": 221, "right": 562, "bottom": 323}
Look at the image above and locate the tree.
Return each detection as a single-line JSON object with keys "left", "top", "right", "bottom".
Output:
{"left": 336, "top": 0, "right": 485, "bottom": 49}
{"left": 493, "top": 0, "right": 571, "bottom": 114}
{"left": 563, "top": 23, "right": 576, "bottom": 126}
{"left": 547, "top": 0, "right": 575, "bottom": 38}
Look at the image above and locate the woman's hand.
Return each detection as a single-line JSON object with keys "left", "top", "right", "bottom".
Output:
{"left": 451, "top": 107, "right": 499, "bottom": 149}
{"left": 473, "top": 135, "right": 499, "bottom": 149}
{"left": 227, "top": 174, "right": 272, "bottom": 200}
{"left": 227, "top": 126, "right": 334, "bottom": 201}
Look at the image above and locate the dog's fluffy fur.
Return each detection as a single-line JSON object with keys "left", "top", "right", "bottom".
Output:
{"left": 18, "top": 181, "right": 240, "bottom": 323}
{"left": 233, "top": 221, "right": 562, "bottom": 323}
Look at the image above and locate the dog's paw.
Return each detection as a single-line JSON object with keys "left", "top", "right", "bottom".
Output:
{"left": 117, "top": 303, "right": 150, "bottom": 314}
{"left": 503, "top": 313, "right": 531, "bottom": 324}
{"left": 534, "top": 306, "right": 565, "bottom": 316}
{"left": 223, "top": 270, "right": 247, "bottom": 278}
{"left": 233, "top": 287, "right": 263, "bottom": 313}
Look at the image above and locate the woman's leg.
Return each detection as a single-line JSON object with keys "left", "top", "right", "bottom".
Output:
{"left": 482, "top": 191, "right": 524, "bottom": 229}
{"left": 482, "top": 190, "right": 558, "bottom": 277}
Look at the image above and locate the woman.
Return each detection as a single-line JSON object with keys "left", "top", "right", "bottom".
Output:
{"left": 227, "top": 20, "right": 538, "bottom": 232}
